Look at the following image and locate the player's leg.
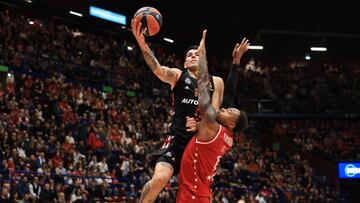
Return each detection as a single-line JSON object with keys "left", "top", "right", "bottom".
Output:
{"left": 139, "top": 161, "right": 173, "bottom": 203}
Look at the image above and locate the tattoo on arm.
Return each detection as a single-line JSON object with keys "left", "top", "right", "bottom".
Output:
{"left": 164, "top": 69, "right": 177, "bottom": 82}
{"left": 199, "top": 85, "right": 217, "bottom": 122}
{"left": 198, "top": 83, "right": 211, "bottom": 113}
{"left": 197, "top": 50, "right": 217, "bottom": 123}
{"left": 197, "top": 51, "right": 209, "bottom": 87}
{"left": 142, "top": 49, "right": 160, "bottom": 72}
{"left": 142, "top": 49, "right": 178, "bottom": 83}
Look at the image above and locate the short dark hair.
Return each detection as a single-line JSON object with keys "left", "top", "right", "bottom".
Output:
{"left": 184, "top": 45, "right": 199, "bottom": 60}
{"left": 233, "top": 110, "right": 248, "bottom": 133}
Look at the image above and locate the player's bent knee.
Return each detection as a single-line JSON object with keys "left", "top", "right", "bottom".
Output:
{"left": 152, "top": 175, "right": 170, "bottom": 189}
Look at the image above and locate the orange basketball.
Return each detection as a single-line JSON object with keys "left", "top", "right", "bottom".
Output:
{"left": 133, "top": 7, "right": 163, "bottom": 36}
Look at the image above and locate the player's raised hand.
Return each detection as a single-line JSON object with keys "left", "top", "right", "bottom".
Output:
{"left": 198, "top": 29, "right": 207, "bottom": 55}
{"left": 232, "top": 37, "right": 250, "bottom": 65}
{"left": 131, "top": 18, "right": 147, "bottom": 45}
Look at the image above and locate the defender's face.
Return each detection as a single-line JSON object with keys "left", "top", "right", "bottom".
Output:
{"left": 216, "top": 108, "right": 240, "bottom": 128}
{"left": 184, "top": 49, "right": 199, "bottom": 70}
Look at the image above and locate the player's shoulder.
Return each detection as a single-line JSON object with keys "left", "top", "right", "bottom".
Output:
{"left": 167, "top": 67, "right": 183, "bottom": 75}
{"left": 173, "top": 68, "right": 187, "bottom": 77}
{"left": 211, "top": 76, "right": 224, "bottom": 88}
{"left": 211, "top": 76, "right": 224, "bottom": 83}
{"left": 164, "top": 67, "right": 183, "bottom": 87}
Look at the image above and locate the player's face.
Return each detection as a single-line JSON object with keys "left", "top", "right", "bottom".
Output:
{"left": 184, "top": 49, "right": 199, "bottom": 70}
{"left": 216, "top": 108, "right": 240, "bottom": 129}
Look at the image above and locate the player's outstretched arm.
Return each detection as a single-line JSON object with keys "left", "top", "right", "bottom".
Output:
{"left": 131, "top": 18, "right": 181, "bottom": 87}
{"left": 197, "top": 30, "right": 219, "bottom": 141}
{"left": 222, "top": 38, "right": 250, "bottom": 108}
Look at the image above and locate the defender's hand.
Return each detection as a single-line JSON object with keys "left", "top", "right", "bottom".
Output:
{"left": 232, "top": 38, "right": 250, "bottom": 65}
{"left": 198, "top": 29, "right": 207, "bottom": 55}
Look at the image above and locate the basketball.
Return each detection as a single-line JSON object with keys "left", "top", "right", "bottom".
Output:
{"left": 133, "top": 7, "right": 163, "bottom": 36}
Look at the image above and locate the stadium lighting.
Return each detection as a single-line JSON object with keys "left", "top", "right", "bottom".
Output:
{"left": 248, "top": 45, "right": 263, "bottom": 50}
{"left": 29, "top": 21, "right": 34, "bottom": 25}
{"left": 305, "top": 54, "right": 311, "bottom": 60}
{"left": 69, "top": 11, "right": 83, "bottom": 17}
{"left": 163, "top": 38, "right": 174, "bottom": 43}
{"left": 89, "top": 6, "right": 127, "bottom": 25}
{"left": 127, "top": 46, "right": 133, "bottom": 51}
{"left": 310, "top": 47, "right": 327, "bottom": 52}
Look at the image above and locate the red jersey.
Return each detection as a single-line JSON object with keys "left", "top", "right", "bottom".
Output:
{"left": 177, "top": 125, "right": 233, "bottom": 203}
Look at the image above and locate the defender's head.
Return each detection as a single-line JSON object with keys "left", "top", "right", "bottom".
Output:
{"left": 216, "top": 108, "right": 248, "bottom": 133}
{"left": 184, "top": 45, "right": 199, "bottom": 71}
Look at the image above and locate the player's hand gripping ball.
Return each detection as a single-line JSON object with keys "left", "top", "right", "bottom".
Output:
{"left": 133, "top": 7, "right": 163, "bottom": 36}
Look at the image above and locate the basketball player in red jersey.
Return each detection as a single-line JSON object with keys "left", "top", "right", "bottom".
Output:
{"left": 176, "top": 30, "right": 248, "bottom": 203}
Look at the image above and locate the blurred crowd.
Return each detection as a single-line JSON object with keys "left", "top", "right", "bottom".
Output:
{"left": 272, "top": 119, "right": 360, "bottom": 162}
{"left": 0, "top": 70, "right": 171, "bottom": 202}
{"left": 0, "top": 8, "right": 356, "bottom": 203}
{"left": 237, "top": 59, "right": 360, "bottom": 113}
{"left": 212, "top": 135, "right": 343, "bottom": 202}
